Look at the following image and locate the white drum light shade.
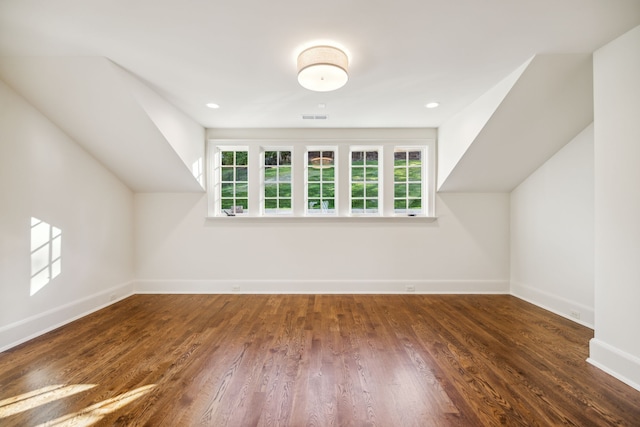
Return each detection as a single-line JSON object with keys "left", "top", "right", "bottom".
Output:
{"left": 297, "top": 46, "right": 349, "bottom": 92}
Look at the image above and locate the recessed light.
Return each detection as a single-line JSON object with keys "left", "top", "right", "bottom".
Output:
{"left": 206, "top": 103, "right": 220, "bottom": 109}
{"left": 318, "top": 103, "right": 326, "bottom": 109}
{"left": 425, "top": 102, "right": 440, "bottom": 109}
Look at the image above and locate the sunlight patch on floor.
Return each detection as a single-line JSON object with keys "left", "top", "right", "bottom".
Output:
{"left": 0, "top": 384, "right": 96, "bottom": 418}
{"left": 34, "top": 384, "right": 156, "bottom": 427}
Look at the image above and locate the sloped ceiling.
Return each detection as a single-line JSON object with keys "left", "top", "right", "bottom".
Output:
{"left": 438, "top": 54, "right": 594, "bottom": 192}
{"left": 0, "top": 57, "right": 204, "bottom": 192}
{"left": 0, "top": 1, "right": 638, "bottom": 193}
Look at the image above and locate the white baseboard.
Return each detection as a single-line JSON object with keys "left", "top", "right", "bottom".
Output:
{"left": 588, "top": 338, "right": 640, "bottom": 392}
{"left": 133, "top": 279, "right": 510, "bottom": 295}
{"left": 510, "top": 281, "right": 594, "bottom": 328}
{"left": 0, "top": 281, "right": 135, "bottom": 353}
{"left": 0, "top": 279, "right": 508, "bottom": 353}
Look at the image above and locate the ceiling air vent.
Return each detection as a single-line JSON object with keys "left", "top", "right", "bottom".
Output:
{"left": 302, "top": 114, "right": 328, "bottom": 120}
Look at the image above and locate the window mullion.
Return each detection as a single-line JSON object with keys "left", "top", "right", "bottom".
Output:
{"left": 248, "top": 145, "right": 261, "bottom": 216}
{"left": 294, "top": 146, "right": 306, "bottom": 216}
{"left": 383, "top": 146, "right": 395, "bottom": 216}
{"left": 337, "top": 144, "right": 349, "bottom": 216}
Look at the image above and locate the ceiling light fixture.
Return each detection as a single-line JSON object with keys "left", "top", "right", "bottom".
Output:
{"left": 297, "top": 45, "right": 349, "bottom": 92}
{"left": 206, "top": 103, "right": 220, "bottom": 109}
{"left": 425, "top": 102, "right": 440, "bottom": 109}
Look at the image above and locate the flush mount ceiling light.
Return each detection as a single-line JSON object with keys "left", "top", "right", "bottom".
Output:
{"left": 297, "top": 45, "right": 349, "bottom": 92}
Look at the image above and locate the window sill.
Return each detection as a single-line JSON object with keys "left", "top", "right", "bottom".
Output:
{"left": 205, "top": 215, "right": 437, "bottom": 224}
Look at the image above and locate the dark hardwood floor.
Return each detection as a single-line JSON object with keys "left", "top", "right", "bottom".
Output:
{"left": 1, "top": 294, "right": 639, "bottom": 426}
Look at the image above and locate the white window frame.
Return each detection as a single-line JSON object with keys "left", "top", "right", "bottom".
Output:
{"left": 305, "top": 146, "right": 338, "bottom": 216}
{"left": 261, "top": 147, "right": 294, "bottom": 216}
{"left": 349, "top": 146, "right": 382, "bottom": 216}
{"left": 392, "top": 146, "right": 427, "bottom": 216}
{"left": 207, "top": 139, "right": 435, "bottom": 219}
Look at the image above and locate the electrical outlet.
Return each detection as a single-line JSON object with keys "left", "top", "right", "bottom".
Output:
{"left": 570, "top": 310, "right": 581, "bottom": 320}
{"left": 231, "top": 284, "right": 241, "bottom": 292}
{"left": 405, "top": 285, "right": 415, "bottom": 292}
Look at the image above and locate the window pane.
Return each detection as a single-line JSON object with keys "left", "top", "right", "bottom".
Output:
{"left": 394, "top": 167, "right": 407, "bottom": 181}
{"left": 365, "top": 167, "right": 378, "bottom": 180}
{"left": 351, "top": 167, "right": 364, "bottom": 181}
{"left": 221, "top": 151, "right": 234, "bottom": 165}
{"left": 409, "top": 151, "right": 422, "bottom": 162}
{"left": 308, "top": 199, "right": 321, "bottom": 210}
{"left": 352, "top": 183, "right": 364, "bottom": 198}
{"left": 265, "top": 184, "right": 277, "bottom": 197}
{"left": 408, "top": 166, "right": 422, "bottom": 181}
{"left": 394, "top": 151, "right": 407, "bottom": 165}
{"left": 237, "top": 199, "right": 248, "bottom": 209}
{"left": 366, "top": 151, "right": 378, "bottom": 164}
{"left": 265, "top": 199, "right": 277, "bottom": 209}
{"left": 221, "top": 199, "right": 234, "bottom": 209}
{"left": 366, "top": 199, "right": 378, "bottom": 209}
{"left": 265, "top": 166, "right": 277, "bottom": 182}
{"left": 279, "top": 166, "right": 292, "bottom": 182}
{"left": 236, "top": 151, "right": 248, "bottom": 165}
{"left": 235, "top": 183, "right": 248, "bottom": 198}
{"left": 265, "top": 151, "right": 277, "bottom": 166}
{"left": 221, "top": 183, "right": 234, "bottom": 197}
{"left": 352, "top": 199, "right": 364, "bottom": 210}
{"left": 394, "top": 199, "right": 406, "bottom": 210}
{"left": 279, "top": 199, "right": 291, "bottom": 209}
{"left": 308, "top": 167, "right": 321, "bottom": 182}
{"left": 308, "top": 151, "right": 321, "bottom": 165}
{"left": 322, "top": 167, "right": 334, "bottom": 181}
{"left": 323, "top": 183, "right": 335, "bottom": 198}
{"left": 279, "top": 151, "right": 291, "bottom": 165}
{"left": 308, "top": 183, "right": 321, "bottom": 197}
{"left": 352, "top": 151, "right": 364, "bottom": 164}
{"left": 409, "top": 199, "right": 422, "bottom": 209}
{"left": 279, "top": 183, "right": 291, "bottom": 197}
{"left": 221, "top": 167, "right": 234, "bottom": 181}
{"left": 394, "top": 184, "right": 406, "bottom": 198}
{"left": 236, "top": 167, "right": 248, "bottom": 181}
{"left": 365, "top": 183, "right": 378, "bottom": 197}
{"left": 325, "top": 200, "right": 335, "bottom": 210}
{"left": 408, "top": 183, "right": 421, "bottom": 198}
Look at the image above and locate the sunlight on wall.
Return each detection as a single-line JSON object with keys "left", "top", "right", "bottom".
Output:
{"left": 30, "top": 217, "right": 62, "bottom": 296}
{"left": 192, "top": 157, "right": 204, "bottom": 187}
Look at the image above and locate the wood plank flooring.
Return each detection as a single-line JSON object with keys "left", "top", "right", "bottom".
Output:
{"left": 1, "top": 294, "right": 639, "bottom": 426}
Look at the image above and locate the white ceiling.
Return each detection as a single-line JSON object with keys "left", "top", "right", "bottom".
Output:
{"left": 1, "top": 0, "right": 638, "bottom": 129}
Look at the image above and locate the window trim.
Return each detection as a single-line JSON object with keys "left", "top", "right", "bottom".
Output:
{"left": 262, "top": 146, "right": 294, "bottom": 216}
{"left": 207, "top": 139, "right": 436, "bottom": 219}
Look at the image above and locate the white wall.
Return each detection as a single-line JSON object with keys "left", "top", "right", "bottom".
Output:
{"left": 114, "top": 63, "right": 206, "bottom": 188}
{"left": 134, "top": 192, "right": 510, "bottom": 293}
{"left": 0, "top": 79, "right": 135, "bottom": 351}
{"left": 589, "top": 25, "right": 640, "bottom": 391}
{"left": 511, "top": 124, "right": 594, "bottom": 326}
{"left": 438, "top": 59, "right": 530, "bottom": 189}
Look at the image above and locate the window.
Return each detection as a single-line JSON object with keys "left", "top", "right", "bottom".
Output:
{"left": 220, "top": 149, "right": 248, "bottom": 214}
{"left": 208, "top": 139, "right": 434, "bottom": 218}
{"left": 351, "top": 149, "right": 379, "bottom": 214}
{"left": 264, "top": 150, "right": 292, "bottom": 214}
{"left": 394, "top": 149, "right": 423, "bottom": 215}
{"left": 306, "top": 150, "right": 336, "bottom": 214}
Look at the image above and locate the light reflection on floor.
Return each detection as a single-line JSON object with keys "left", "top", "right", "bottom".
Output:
{"left": 0, "top": 384, "right": 155, "bottom": 427}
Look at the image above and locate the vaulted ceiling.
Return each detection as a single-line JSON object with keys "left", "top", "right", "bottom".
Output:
{"left": 1, "top": 0, "right": 638, "bottom": 191}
